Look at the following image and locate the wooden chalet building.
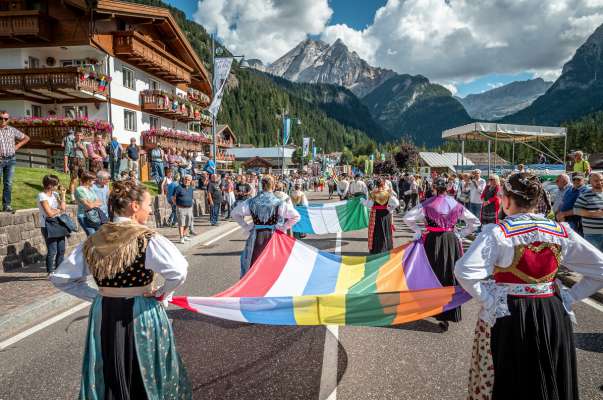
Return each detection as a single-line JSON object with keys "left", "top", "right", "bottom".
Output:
{"left": 0, "top": 0, "right": 213, "bottom": 173}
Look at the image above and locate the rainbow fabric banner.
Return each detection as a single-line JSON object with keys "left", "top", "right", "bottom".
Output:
{"left": 171, "top": 232, "right": 470, "bottom": 326}
{"left": 292, "top": 198, "right": 369, "bottom": 234}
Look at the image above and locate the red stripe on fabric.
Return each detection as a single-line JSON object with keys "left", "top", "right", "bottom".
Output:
{"left": 170, "top": 296, "right": 194, "bottom": 311}
{"left": 217, "top": 231, "right": 296, "bottom": 297}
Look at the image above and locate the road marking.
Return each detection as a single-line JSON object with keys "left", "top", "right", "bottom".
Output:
{"left": 0, "top": 225, "right": 243, "bottom": 351}
{"left": 582, "top": 297, "right": 603, "bottom": 313}
{"left": 319, "top": 232, "right": 342, "bottom": 400}
{"left": 0, "top": 302, "right": 90, "bottom": 351}
{"left": 202, "top": 225, "right": 241, "bottom": 246}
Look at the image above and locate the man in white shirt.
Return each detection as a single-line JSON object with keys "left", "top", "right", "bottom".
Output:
{"left": 468, "top": 169, "right": 486, "bottom": 218}
{"left": 92, "top": 170, "right": 110, "bottom": 217}
{"left": 349, "top": 174, "right": 368, "bottom": 198}
{"left": 552, "top": 173, "right": 571, "bottom": 214}
{"left": 337, "top": 175, "right": 350, "bottom": 200}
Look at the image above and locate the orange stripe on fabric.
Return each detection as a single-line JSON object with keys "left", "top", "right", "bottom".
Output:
{"left": 392, "top": 287, "right": 456, "bottom": 324}
{"left": 375, "top": 247, "right": 408, "bottom": 292}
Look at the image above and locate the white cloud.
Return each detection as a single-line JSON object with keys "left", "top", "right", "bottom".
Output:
{"left": 196, "top": 0, "right": 603, "bottom": 85}
{"left": 194, "top": 0, "right": 332, "bottom": 62}
{"left": 487, "top": 82, "right": 504, "bottom": 89}
{"left": 323, "top": 0, "right": 603, "bottom": 84}
{"left": 439, "top": 82, "right": 458, "bottom": 95}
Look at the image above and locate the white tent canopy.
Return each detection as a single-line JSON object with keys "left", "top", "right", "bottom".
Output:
{"left": 442, "top": 122, "right": 567, "bottom": 143}
{"left": 442, "top": 122, "right": 568, "bottom": 171}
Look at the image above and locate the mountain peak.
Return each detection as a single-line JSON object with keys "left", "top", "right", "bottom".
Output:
{"left": 263, "top": 37, "right": 396, "bottom": 97}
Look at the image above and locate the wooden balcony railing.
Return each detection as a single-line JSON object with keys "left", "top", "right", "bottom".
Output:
{"left": 9, "top": 118, "right": 111, "bottom": 146}
{"left": 140, "top": 90, "right": 202, "bottom": 123}
{"left": 0, "top": 67, "right": 110, "bottom": 99}
{"left": 114, "top": 31, "right": 193, "bottom": 85}
{"left": 216, "top": 138, "right": 234, "bottom": 148}
{"left": 0, "top": 10, "right": 51, "bottom": 42}
{"left": 187, "top": 88, "right": 211, "bottom": 107}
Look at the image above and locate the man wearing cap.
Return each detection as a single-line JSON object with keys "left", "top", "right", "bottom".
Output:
{"left": 0, "top": 111, "right": 29, "bottom": 212}
{"left": 557, "top": 172, "right": 588, "bottom": 235}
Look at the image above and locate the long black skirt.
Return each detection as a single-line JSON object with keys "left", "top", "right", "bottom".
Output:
{"left": 424, "top": 231, "right": 462, "bottom": 322}
{"left": 100, "top": 297, "right": 148, "bottom": 400}
{"left": 369, "top": 209, "right": 393, "bottom": 254}
{"left": 491, "top": 295, "right": 578, "bottom": 400}
{"left": 251, "top": 229, "right": 274, "bottom": 265}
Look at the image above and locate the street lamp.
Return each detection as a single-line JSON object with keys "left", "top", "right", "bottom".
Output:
{"left": 211, "top": 34, "right": 247, "bottom": 170}
{"left": 275, "top": 109, "right": 300, "bottom": 176}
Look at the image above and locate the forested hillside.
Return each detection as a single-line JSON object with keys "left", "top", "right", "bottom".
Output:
{"left": 125, "top": 0, "right": 376, "bottom": 152}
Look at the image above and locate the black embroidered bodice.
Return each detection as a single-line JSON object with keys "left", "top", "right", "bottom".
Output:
{"left": 94, "top": 238, "right": 154, "bottom": 287}
{"left": 252, "top": 209, "right": 280, "bottom": 226}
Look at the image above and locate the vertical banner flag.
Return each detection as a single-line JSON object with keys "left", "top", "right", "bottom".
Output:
{"left": 208, "top": 57, "right": 233, "bottom": 117}
{"left": 312, "top": 146, "right": 317, "bottom": 159}
{"left": 283, "top": 117, "right": 292, "bottom": 145}
{"left": 302, "top": 137, "right": 310, "bottom": 157}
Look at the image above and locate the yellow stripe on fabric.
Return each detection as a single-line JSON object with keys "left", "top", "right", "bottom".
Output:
{"left": 318, "top": 294, "right": 347, "bottom": 325}
{"left": 334, "top": 256, "right": 367, "bottom": 294}
{"left": 292, "top": 296, "right": 321, "bottom": 325}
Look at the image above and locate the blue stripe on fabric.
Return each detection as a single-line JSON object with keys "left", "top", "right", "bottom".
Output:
{"left": 292, "top": 206, "right": 315, "bottom": 233}
{"left": 302, "top": 250, "right": 342, "bottom": 295}
{"left": 239, "top": 297, "right": 296, "bottom": 325}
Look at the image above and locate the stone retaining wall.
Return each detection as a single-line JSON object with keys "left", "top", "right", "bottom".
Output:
{"left": 0, "top": 206, "right": 86, "bottom": 271}
{"left": 1, "top": 192, "right": 208, "bottom": 271}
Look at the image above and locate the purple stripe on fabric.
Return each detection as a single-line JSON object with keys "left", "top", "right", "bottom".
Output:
{"left": 441, "top": 286, "right": 472, "bottom": 311}
{"left": 401, "top": 240, "right": 443, "bottom": 290}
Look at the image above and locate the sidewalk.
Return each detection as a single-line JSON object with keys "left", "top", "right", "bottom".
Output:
{"left": 0, "top": 215, "right": 240, "bottom": 342}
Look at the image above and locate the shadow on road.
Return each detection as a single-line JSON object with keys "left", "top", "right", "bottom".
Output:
{"left": 574, "top": 332, "right": 603, "bottom": 353}
{"left": 170, "top": 310, "right": 348, "bottom": 400}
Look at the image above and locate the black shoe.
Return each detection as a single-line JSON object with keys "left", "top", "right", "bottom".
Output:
{"left": 3, "top": 206, "right": 13, "bottom": 213}
{"left": 438, "top": 321, "right": 449, "bottom": 332}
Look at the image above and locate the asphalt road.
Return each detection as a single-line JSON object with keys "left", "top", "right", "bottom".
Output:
{"left": 1, "top": 191, "right": 602, "bottom": 400}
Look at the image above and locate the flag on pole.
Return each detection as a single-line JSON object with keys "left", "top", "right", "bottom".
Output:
{"left": 292, "top": 198, "right": 368, "bottom": 234}
{"left": 312, "top": 146, "right": 317, "bottom": 159}
{"left": 171, "top": 232, "right": 471, "bottom": 326}
{"left": 302, "top": 137, "right": 310, "bottom": 157}
{"left": 208, "top": 57, "right": 233, "bottom": 117}
{"left": 283, "top": 117, "right": 292, "bottom": 145}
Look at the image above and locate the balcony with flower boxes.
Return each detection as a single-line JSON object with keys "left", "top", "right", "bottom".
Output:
{"left": 0, "top": 10, "right": 52, "bottom": 43}
{"left": 0, "top": 66, "right": 110, "bottom": 102}
{"left": 141, "top": 128, "right": 211, "bottom": 152}
{"left": 140, "top": 89, "right": 205, "bottom": 123}
{"left": 9, "top": 117, "right": 112, "bottom": 147}
{"left": 187, "top": 88, "right": 210, "bottom": 107}
{"left": 113, "top": 31, "right": 193, "bottom": 85}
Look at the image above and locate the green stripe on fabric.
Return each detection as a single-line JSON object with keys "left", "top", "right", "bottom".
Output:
{"left": 336, "top": 198, "right": 369, "bottom": 232}
{"left": 345, "top": 251, "right": 396, "bottom": 325}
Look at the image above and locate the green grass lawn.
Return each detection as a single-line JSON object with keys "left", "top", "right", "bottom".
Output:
{"left": 11, "top": 167, "right": 71, "bottom": 210}
{"left": 11, "top": 167, "right": 159, "bottom": 210}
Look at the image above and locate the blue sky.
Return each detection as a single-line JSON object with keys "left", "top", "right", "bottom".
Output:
{"left": 166, "top": 1, "right": 601, "bottom": 97}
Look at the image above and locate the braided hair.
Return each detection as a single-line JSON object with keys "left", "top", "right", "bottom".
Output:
{"left": 110, "top": 180, "right": 148, "bottom": 216}
{"left": 502, "top": 172, "right": 542, "bottom": 210}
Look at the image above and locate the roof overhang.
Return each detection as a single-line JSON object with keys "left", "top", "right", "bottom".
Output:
{"left": 81, "top": 0, "right": 211, "bottom": 95}
{"left": 442, "top": 122, "right": 566, "bottom": 143}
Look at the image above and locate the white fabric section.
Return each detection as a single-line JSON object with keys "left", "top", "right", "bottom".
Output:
{"left": 307, "top": 207, "right": 330, "bottom": 234}
{"left": 186, "top": 297, "right": 247, "bottom": 323}
{"left": 265, "top": 240, "right": 318, "bottom": 296}
{"left": 319, "top": 206, "right": 342, "bottom": 234}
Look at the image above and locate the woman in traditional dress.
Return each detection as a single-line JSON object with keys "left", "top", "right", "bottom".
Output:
{"left": 51, "top": 180, "right": 191, "bottom": 399}
{"left": 290, "top": 183, "right": 309, "bottom": 239}
{"left": 232, "top": 175, "right": 300, "bottom": 277}
{"left": 455, "top": 172, "right": 603, "bottom": 400}
{"left": 403, "top": 178, "right": 480, "bottom": 331}
{"left": 480, "top": 174, "right": 501, "bottom": 225}
{"left": 365, "top": 178, "right": 399, "bottom": 254}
